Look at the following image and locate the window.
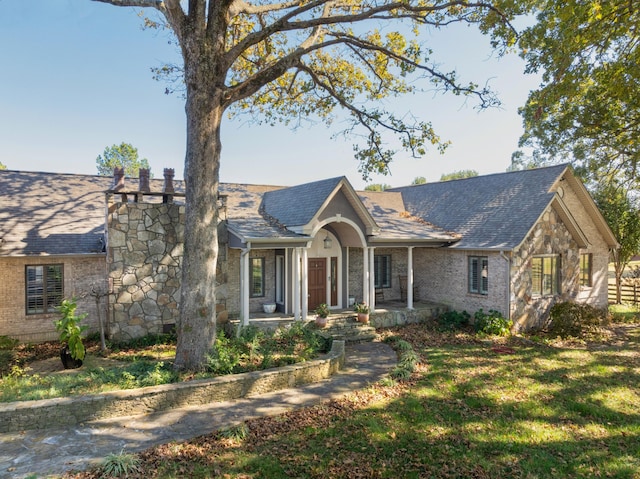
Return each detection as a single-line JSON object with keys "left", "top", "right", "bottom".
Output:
{"left": 26, "top": 264, "right": 64, "bottom": 314}
{"left": 275, "top": 255, "right": 285, "bottom": 303}
{"left": 374, "top": 255, "right": 391, "bottom": 289}
{"left": 531, "top": 256, "right": 561, "bottom": 296}
{"left": 250, "top": 257, "right": 265, "bottom": 297}
{"left": 468, "top": 256, "right": 488, "bottom": 295}
{"left": 580, "top": 253, "right": 592, "bottom": 287}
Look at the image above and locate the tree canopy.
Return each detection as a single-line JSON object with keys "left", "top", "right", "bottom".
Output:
{"left": 364, "top": 183, "right": 392, "bottom": 191}
{"left": 411, "top": 176, "right": 427, "bottom": 185}
{"left": 593, "top": 179, "right": 640, "bottom": 303}
{"left": 93, "top": 0, "right": 519, "bottom": 371}
{"left": 514, "top": 1, "right": 640, "bottom": 186}
{"left": 96, "top": 142, "right": 151, "bottom": 177}
{"left": 440, "top": 169, "right": 479, "bottom": 181}
{"left": 0, "top": 161, "right": 6, "bottom": 170}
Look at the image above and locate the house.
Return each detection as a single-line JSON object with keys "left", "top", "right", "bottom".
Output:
{"left": 0, "top": 164, "right": 617, "bottom": 342}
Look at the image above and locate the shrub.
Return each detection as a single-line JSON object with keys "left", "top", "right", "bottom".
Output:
{"left": 437, "top": 310, "right": 470, "bottom": 331}
{"left": 101, "top": 450, "right": 141, "bottom": 477}
{"left": 548, "top": 302, "right": 608, "bottom": 339}
{"left": 54, "top": 298, "right": 88, "bottom": 361}
{"left": 474, "top": 309, "right": 512, "bottom": 336}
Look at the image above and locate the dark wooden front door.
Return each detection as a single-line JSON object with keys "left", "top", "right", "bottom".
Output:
{"left": 308, "top": 258, "right": 326, "bottom": 311}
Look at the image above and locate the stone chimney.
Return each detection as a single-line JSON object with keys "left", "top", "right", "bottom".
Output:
{"left": 138, "top": 168, "right": 150, "bottom": 193}
{"left": 163, "top": 168, "right": 175, "bottom": 193}
{"left": 112, "top": 167, "right": 125, "bottom": 190}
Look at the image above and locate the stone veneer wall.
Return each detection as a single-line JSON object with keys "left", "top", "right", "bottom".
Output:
{"left": 107, "top": 200, "right": 185, "bottom": 341}
{"left": 510, "top": 206, "right": 579, "bottom": 331}
{"left": 0, "top": 340, "right": 345, "bottom": 433}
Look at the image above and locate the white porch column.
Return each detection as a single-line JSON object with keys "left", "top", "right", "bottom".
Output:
{"left": 369, "top": 247, "right": 376, "bottom": 311}
{"left": 292, "top": 248, "right": 301, "bottom": 321}
{"left": 362, "top": 246, "right": 369, "bottom": 306}
{"left": 240, "top": 248, "right": 251, "bottom": 326}
{"left": 301, "top": 247, "right": 309, "bottom": 321}
{"left": 407, "top": 246, "right": 414, "bottom": 310}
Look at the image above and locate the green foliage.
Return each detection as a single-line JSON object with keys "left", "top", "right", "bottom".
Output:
{"left": 548, "top": 302, "right": 608, "bottom": 339}
{"left": 101, "top": 450, "right": 141, "bottom": 477}
{"left": 0, "top": 336, "right": 18, "bottom": 350}
{"left": 474, "top": 309, "right": 512, "bottom": 336}
{"left": 220, "top": 423, "right": 250, "bottom": 441}
{"left": 437, "top": 310, "right": 470, "bottom": 331}
{"left": 314, "top": 303, "right": 330, "bottom": 318}
{"left": 353, "top": 303, "right": 370, "bottom": 314}
{"left": 54, "top": 298, "right": 88, "bottom": 361}
{"left": 593, "top": 180, "right": 640, "bottom": 303}
{"left": 207, "top": 323, "right": 327, "bottom": 375}
{"left": 109, "top": 331, "right": 177, "bottom": 353}
{"left": 96, "top": 142, "right": 150, "bottom": 177}
{"left": 439, "top": 169, "right": 479, "bottom": 181}
{"left": 386, "top": 335, "right": 419, "bottom": 380}
{"left": 0, "top": 350, "right": 15, "bottom": 377}
{"left": 364, "top": 183, "right": 392, "bottom": 191}
{"left": 411, "top": 176, "right": 427, "bottom": 185}
{"left": 0, "top": 161, "right": 6, "bottom": 170}
{"left": 514, "top": 1, "right": 640, "bottom": 188}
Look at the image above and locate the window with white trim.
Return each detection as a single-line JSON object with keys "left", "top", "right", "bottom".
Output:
{"left": 468, "top": 256, "right": 488, "bottom": 295}
{"left": 26, "top": 264, "right": 64, "bottom": 314}
{"left": 374, "top": 255, "right": 391, "bottom": 289}
{"left": 250, "top": 257, "right": 265, "bottom": 297}
{"left": 580, "top": 253, "right": 592, "bottom": 287}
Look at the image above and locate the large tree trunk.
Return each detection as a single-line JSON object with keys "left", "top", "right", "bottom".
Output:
{"left": 173, "top": 79, "right": 224, "bottom": 372}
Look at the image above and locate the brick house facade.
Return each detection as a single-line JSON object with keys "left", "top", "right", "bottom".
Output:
{"left": 0, "top": 165, "right": 618, "bottom": 342}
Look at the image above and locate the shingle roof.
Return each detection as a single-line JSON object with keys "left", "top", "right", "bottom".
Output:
{"left": 0, "top": 170, "right": 184, "bottom": 256}
{"left": 392, "top": 164, "right": 569, "bottom": 249}
{"left": 220, "top": 183, "right": 305, "bottom": 239}
{"left": 0, "top": 171, "right": 110, "bottom": 256}
{"left": 261, "top": 177, "right": 344, "bottom": 227}
{"left": 358, "top": 191, "right": 460, "bottom": 243}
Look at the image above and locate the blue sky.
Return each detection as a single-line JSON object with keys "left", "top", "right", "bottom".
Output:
{"left": 0, "top": 1, "right": 539, "bottom": 189}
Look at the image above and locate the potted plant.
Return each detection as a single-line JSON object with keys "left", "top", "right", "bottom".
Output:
{"left": 54, "top": 298, "right": 88, "bottom": 369}
{"left": 314, "top": 303, "right": 330, "bottom": 327}
{"left": 354, "top": 302, "right": 370, "bottom": 324}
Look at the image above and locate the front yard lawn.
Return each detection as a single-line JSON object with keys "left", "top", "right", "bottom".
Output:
{"left": 64, "top": 322, "right": 640, "bottom": 479}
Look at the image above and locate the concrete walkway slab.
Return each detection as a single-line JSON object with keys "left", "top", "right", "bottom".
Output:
{"left": 0, "top": 342, "right": 396, "bottom": 479}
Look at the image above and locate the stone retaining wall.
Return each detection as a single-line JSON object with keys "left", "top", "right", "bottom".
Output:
{"left": 0, "top": 341, "right": 345, "bottom": 434}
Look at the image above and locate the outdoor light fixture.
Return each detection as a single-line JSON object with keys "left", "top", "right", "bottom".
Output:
{"left": 323, "top": 234, "right": 332, "bottom": 249}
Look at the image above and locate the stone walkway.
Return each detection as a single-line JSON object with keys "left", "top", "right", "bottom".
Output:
{"left": 0, "top": 342, "right": 396, "bottom": 479}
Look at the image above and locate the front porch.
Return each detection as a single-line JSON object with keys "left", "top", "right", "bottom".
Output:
{"left": 229, "top": 300, "right": 448, "bottom": 334}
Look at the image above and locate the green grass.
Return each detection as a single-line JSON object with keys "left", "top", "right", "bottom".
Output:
{"left": 64, "top": 323, "right": 640, "bottom": 479}
{"left": 610, "top": 303, "right": 640, "bottom": 323}
{"left": 0, "top": 323, "right": 329, "bottom": 403}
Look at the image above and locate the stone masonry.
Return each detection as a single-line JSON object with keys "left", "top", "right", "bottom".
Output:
{"left": 106, "top": 169, "right": 186, "bottom": 341}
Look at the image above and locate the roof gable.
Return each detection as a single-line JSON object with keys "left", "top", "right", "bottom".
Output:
{"left": 393, "top": 164, "right": 570, "bottom": 249}
{"left": 261, "top": 176, "right": 378, "bottom": 235}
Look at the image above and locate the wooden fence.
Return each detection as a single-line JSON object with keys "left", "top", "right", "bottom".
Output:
{"left": 608, "top": 283, "right": 640, "bottom": 305}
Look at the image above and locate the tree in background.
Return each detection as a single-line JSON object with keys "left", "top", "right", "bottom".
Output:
{"left": 440, "top": 169, "right": 479, "bottom": 181}
{"left": 412, "top": 176, "right": 427, "bottom": 185}
{"left": 96, "top": 142, "right": 151, "bottom": 177}
{"left": 514, "top": 1, "right": 639, "bottom": 188}
{"left": 365, "top": 183, "right": 392, "bottom": 192}
{"left": 0, "top": 161, "right": 6, "bottom": 170}
{"left": 92, "top": 0, "right": 518, "bottom": 371}
{"left": 593, "top": 180, "right": 640, "bottom": 303}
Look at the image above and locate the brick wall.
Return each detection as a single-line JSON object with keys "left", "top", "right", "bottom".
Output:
{"left": 0, "top": 255, "right": 106, "bottom": 342}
